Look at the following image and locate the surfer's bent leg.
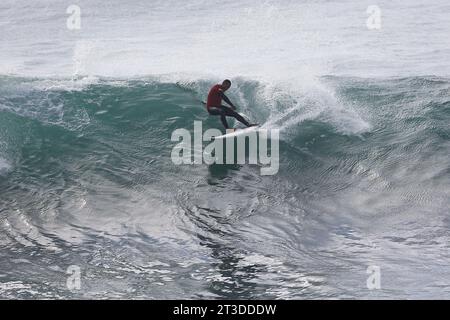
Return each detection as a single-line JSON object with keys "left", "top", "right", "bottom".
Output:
{"left": 208, "top": 107, "right": 230, "bottom": 129}
{"left": 221, "top": 106, "right": 251, "bottom": 127}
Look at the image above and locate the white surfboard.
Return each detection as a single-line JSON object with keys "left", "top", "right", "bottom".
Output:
{"left": 214, "top": 126, "right": 260, "bottom": 139}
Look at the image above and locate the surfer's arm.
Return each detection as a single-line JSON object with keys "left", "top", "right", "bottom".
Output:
{"left": 220, "top": 91, "right": 236, "bottom": 110}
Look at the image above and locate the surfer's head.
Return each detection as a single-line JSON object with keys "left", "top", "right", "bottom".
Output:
{"left": 221, "top": 79, "right": 231, "bottom": 91}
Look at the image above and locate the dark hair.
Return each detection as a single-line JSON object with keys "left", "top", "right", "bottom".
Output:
{"left": 222, "top": 79, "right": 231, "bottom": 86}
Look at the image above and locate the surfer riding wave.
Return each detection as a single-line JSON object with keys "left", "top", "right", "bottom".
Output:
{"left": 206, "top": 80, "right": 257, "bottom": 130}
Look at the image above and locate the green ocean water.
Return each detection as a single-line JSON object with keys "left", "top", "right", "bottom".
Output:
{"left": 0, "top": 75, "right": 449, "bottom": 298}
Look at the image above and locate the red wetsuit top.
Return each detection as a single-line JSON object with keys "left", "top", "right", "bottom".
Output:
{"left": 206, "top": 84, "right": 222, "bottom": 110}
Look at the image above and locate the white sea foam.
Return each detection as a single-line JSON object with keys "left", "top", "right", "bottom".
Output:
{"left": 0, "top": 157, "right": 11, "bottom": 175}
{"left": 0, "top": 0, "right": 449, "bottom": 79}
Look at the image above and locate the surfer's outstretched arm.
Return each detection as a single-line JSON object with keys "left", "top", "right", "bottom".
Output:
{"left": 219, "top": 92, "right": 236, "bottom": 110}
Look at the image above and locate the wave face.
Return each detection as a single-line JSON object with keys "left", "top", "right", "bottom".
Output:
{"left": 1, "top": 0, "right": 450, "bottom": 299}
{"left": 1, "top": 75, "right": 449, "bottom": 299}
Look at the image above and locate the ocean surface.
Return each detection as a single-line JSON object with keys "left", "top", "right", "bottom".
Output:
{"left": 1, "top": 0, "right": 449, "bottom": 299}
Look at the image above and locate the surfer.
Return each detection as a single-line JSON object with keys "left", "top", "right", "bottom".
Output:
{"left": 206, "top": 80, "right": 257, "bottom": 130}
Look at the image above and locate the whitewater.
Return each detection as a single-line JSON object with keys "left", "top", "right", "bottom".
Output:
{"left": 0, "top": 0, "right": 449, "bottom": 299}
